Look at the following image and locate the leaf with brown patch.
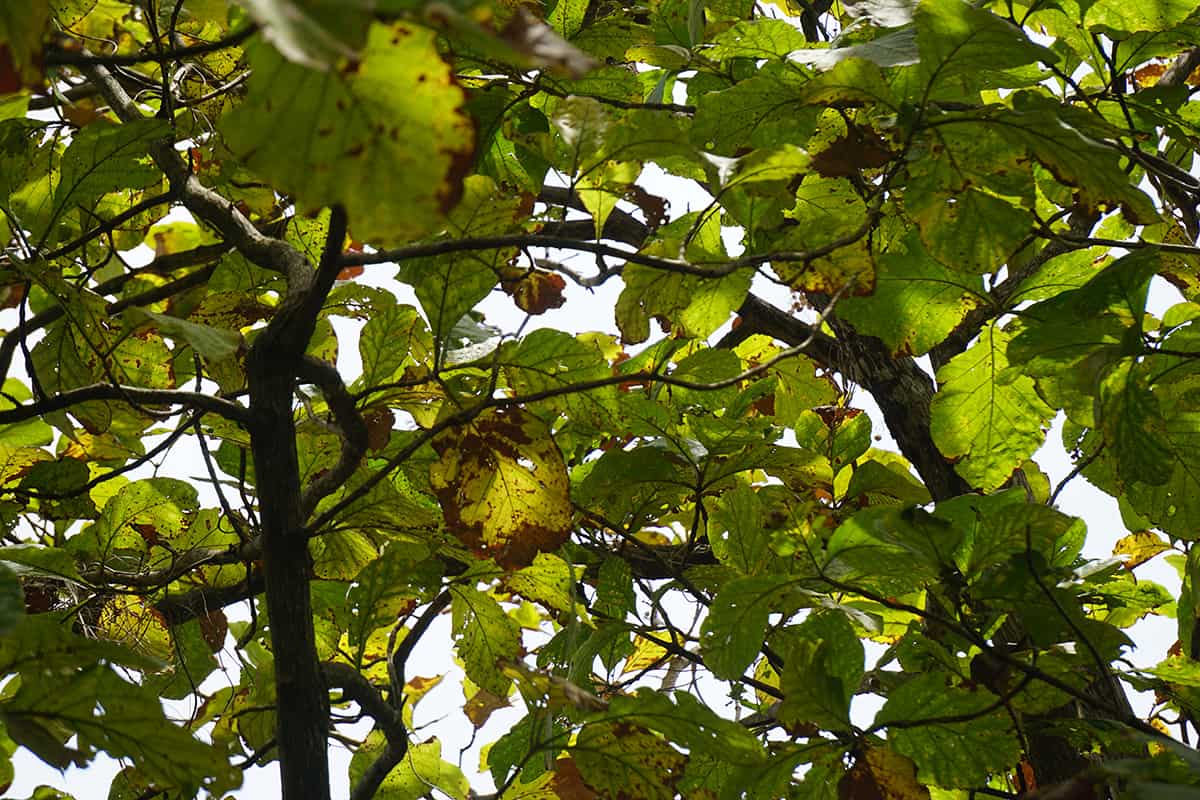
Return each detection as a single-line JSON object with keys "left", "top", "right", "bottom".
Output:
{"left": 430, "top": 407, "right": 571, "bottom": 569}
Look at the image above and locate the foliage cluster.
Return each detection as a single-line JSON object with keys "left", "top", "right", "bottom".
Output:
{"left": 0, "top": 0, "right": 1200, "bottom": 798}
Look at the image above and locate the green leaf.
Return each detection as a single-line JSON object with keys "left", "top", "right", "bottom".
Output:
{"left": 400, "top": 176, "right": 524, "bottom": 348}
{"left": 1099, "top": 360, "right": 1174, "bottom": 487}
{"left": 606, "top": 689, "right": 766, "bottom": 764}
{"left": 775, "top": 176, "right": 875, "bottom": 293}
{"left": 0, "top": 563, "right": 21, "bottom": 633}
{"left": 876, "top": 673, "right": 1021, "bottom": 788}
{"left": 700, "top": 574, "right": 794, "bottom": 679}
{"left": 777, "top": 611, "right": 864, "bottom": 731}
{"left": 999, "top": 93, "right": 1158, "bottom": 223}
{"left": 825, "top": 506, "right": 961, "bottom": 594}
{"left": 356, "top": 304, "right": 432, "bottom": 388}
{"left": 349, "top": 735, "right": 468, "bottom": 800}
{"left": 905, "top": 188, "right": 1032, "bottom": 274}
{"left": 222, "top": 23, "right": 474, "bottom": 244}
{"left": 0, "top": 544, "right": 82, "bottom": 582}
{"left": 574, "top": 719, "right": 686, "bottom": 800}
{"left": 135, "top": 309, "right": 243, "bottom": 362}
{"left": 450, "top": 585, "right": 521, "bottom": 697}
{"left": 1085, "top": 0, "right": 1200, "bottom": 34}
{"left": 915, "top": 0, "right": 1057, "bottom": 91}
{"left": 49, "top": 119, "right": 168, "bottom": 240}
{"left": 73, "top": 478, "right": 198, "bottom": 557}
{"left": 931, "top": 490, "right": 1084, "bottom": 576}
{"left": 930, "top": 324, "right": 1055, "bottom": 491}
{"left": 501, "top": 328, "right": 615, "bottom": 428}
{"left": 691, "top": 64, "right": 816, "bottom": 155}
{"left": 838, "top": 230, "right": 985, "bottom": 356}
{"left": 705, "top": 19, "right": 810, "bottom": 61}
{"left": 709, "top": 484, "right": 771, "bottom": 575}
{"left": 503, "top": 553, "right": 577, "bottom": 614}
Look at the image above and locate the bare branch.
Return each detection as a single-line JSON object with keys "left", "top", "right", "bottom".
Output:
{"left": 46, "top": 25, "right": 258, "bottom": 67}
{"left": 0, "top": 383, "right": 251, "bottom": 426}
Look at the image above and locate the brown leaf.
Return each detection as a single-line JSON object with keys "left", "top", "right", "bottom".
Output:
{"left": 811, "top": 128, "right": 894, "bottom": 177}
{"left": 464, "top": 687, "right": 510, "bottom": 728}
{"left": 838, "top": 746, "right": 930, "bottom": 800}
{"left": 552, "top": 758, "right": 600, "bottom": 800}
{"left": 500, "top": 266, "right": 568, "bottom": 314}
{"left": 430, "top": 407, "right": 572, "bottom": 568}
{"left": 199, "top": 609, "right": 229, "bottom": 652}
{"left": 0, "top": 282, "right": 26, "bottom": 310}
{"left": 363, "top": 407, "right": 395, "bottom": 451}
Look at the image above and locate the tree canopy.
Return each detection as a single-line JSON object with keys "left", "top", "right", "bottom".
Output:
{"left": 1, "top": 0, "right": 1200, "bottom": 798}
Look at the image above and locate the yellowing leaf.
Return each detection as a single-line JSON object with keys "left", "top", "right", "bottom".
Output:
{"left": 1114, "top": 530, "right": 1171, "bottom": 569}
{"left": 838, "top": 745, "right": 931, "bottom": 800}
{"left": 431, "top": 407, "right": 571, "bottom": 569}
{"left": 621, "top": 635, "right": 669, "bottom": 675}
{"left": 97, "top": 596, "right": 173, "bottom": 663}
{"left": 222, "top": 22, "right": 474, "bottom": 245}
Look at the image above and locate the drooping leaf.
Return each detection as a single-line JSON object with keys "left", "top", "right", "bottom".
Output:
{"left": 222, "top": 23, "right": 474, "bottom": 244}
{"left": 930, "top": 324, "right": 1055, "bottom": 492}
{"left": 876, "top": 673, "right": 1021, "bottom": 788}
{"left": 450, "top": 585, "right": 522, "bottom": 697}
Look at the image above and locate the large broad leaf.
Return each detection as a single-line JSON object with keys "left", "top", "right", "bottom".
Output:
{"left": 399, "top": 175, "right": 524, "bottom": 349}
{"left": 930, "top": 324, "right": 1055, "bottom": 491}
{"left": 824, "top": 506, "right": 961, "bottom": 594}
{"left": 615, "top": 211, "right": 748, "bottom": 343}
{"left": 997, "top": 93, "right": 1159, "bottom": 223}
{"left": 690, "top": 64, "right": 817, "bottom": 155}
{"left": 705, "top": 19, "right": 810, "bottom": 61}
{"left": 914, "top": 0, "right": 1058, "bottom": 91}
{"left": 348, "top": 735, "right": 468, "bottom": 800}
{"left": 222, "top": 22, "right": 474, "bottom": 244}
{"left": 700, "top": 574, "right": 795, "bottom": 679}
{"left": 876, "top": 673, "right": 1021, "bottom": 788}
{"left": 1084, "top": 0, "right": 1200, "bottom": 34}
{"left": 931, "top": 489, "right": 1085, "bottom": 576}
{"left": 574, "top": 719, "right": 687, "bottom": 800}
{"left": 775, "top": 176, "right": 875, "bottom": 294}
{"left": 47, "top": 118, "right": 168, "bottom": 241}
{"left": 72, "top": 477, "right": 199, "bottom": 558}
{"left": 449, "top": 585, "right": 521, "bottom": 697}
{"left": 431, "top": 407, "right": 571, "bottom": 569}
{"left": 777, "top": 611, "right": 864, "bottom": 731}
{"left": 604, "top": 690, "right": 765, "bottom": 765}
{"left": 837, "top": 230, "right": 985, "bottom": 356}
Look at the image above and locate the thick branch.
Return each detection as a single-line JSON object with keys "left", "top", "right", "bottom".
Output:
{"left": 155, "top": 569, "right": 264, "bottom": 626}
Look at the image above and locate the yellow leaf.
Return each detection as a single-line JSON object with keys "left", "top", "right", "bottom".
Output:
{"left": 431, "top": 407, "right": 571, "bottom": 568}
{"left": 622, "top": 636, "right": 669, "bottom": 675}
{"left": 1113, "top": 530, "right": 1171, "bottom": 569}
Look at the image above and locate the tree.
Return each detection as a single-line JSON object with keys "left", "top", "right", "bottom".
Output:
{"left": 1, "top": 0, "right": 1200, "bottom": 797}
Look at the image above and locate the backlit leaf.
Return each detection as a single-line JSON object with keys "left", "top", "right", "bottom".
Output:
{"left": 431, "top": 407, "right": 571, "bottom": 569}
